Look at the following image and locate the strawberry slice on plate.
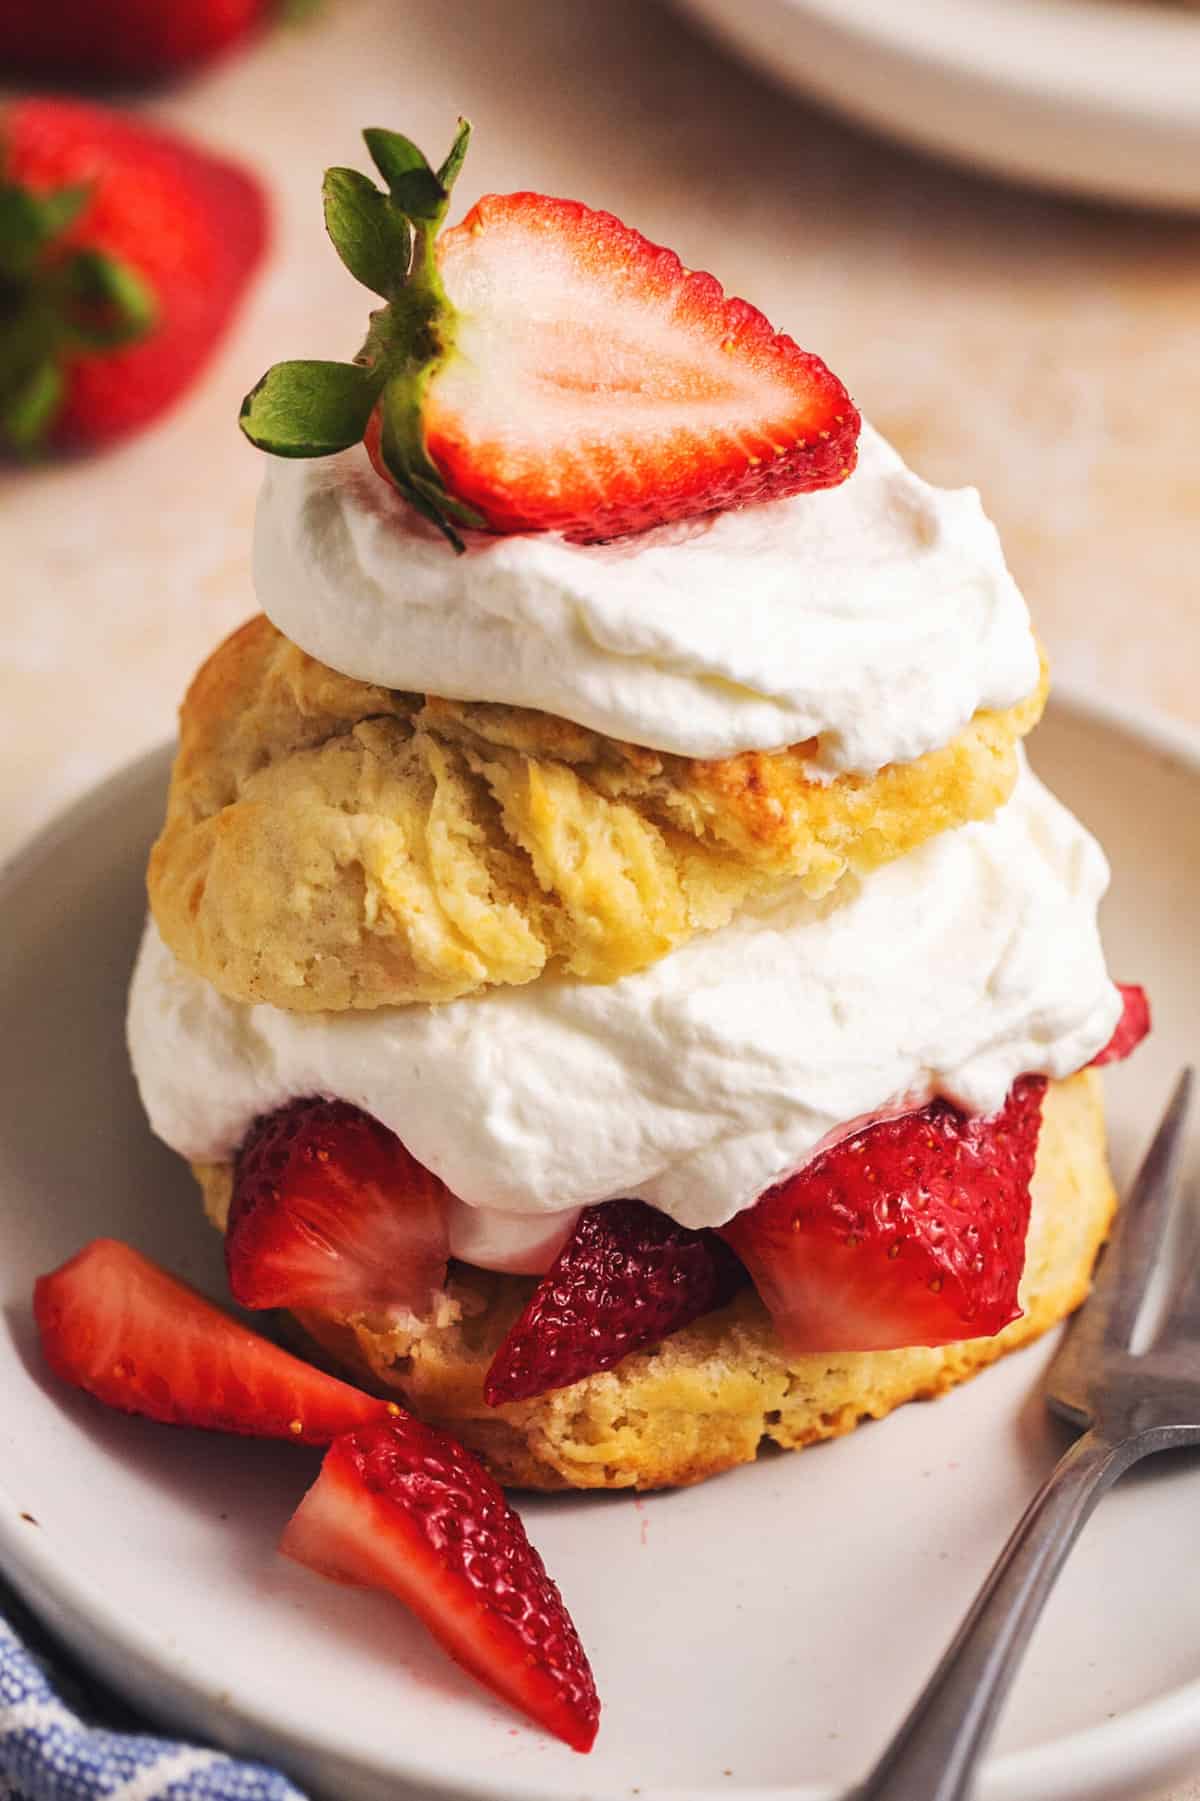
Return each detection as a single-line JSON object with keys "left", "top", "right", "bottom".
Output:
{"left": 240, "top": 119, "right": 859, "bottom": 547}
{"left": 227, "top": 1098, "right": 450, "bottom": 1321}
{"left": 282, "top": 1416, "right": 601, "bottom": 1751}
{"left": 1090, "top": 983, "right": 1151, "bottom": 1067}
{"left": 34, "top": 1237, "right": 393, "bottom": 1442}
{"left": 720, "top": 1077, "right": 1048, "bottom": 1355}
{"left": 485, "top": 1198, "right": 746, "bottom": 1405}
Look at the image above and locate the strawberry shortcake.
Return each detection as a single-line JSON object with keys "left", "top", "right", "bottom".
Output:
{"left": 129, "top": 120, "right": 1147, "bottom": 1493}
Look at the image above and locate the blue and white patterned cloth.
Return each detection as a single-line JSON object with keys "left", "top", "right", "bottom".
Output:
{"left": 0, "top": 1601, "right": 308, "bottom": 1801}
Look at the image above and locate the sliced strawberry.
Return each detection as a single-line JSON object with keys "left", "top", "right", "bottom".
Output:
{"left": 484, "top": 1199, "right": 745, "bottom": 1406}
{"left": 241, "top": 121, "right": 859, "bottom": 548}
{"left": 282, "top": 1416, "right": 600, "bottom": 1751}
{"left": 1090, "top": 983, "right": 1150, "bottom": 1067}
{"left": 227, "top": 1098, "right": 450, "bottom": 1321}
{"left": 34, "top": 1238, "right": 393, "bottom": 1443}
{"left": 419, "top": 191, "right": 857, "bottom": 540}
{"left": 720, "top": 1077, "right": 1047, "bottom": 1355}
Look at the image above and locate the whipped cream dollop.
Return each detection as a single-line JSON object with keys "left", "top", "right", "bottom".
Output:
{"left": 129, "top": 762, "right": 1119, "bottom": 1271}
{"left": 253, "top": 424, "right": 1041, "bottom": 774}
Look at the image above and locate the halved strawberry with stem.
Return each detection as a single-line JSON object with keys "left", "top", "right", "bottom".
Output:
{"left": 1090, "top": 983, "right": 1151, "bottom": 1068}
{"left": 34, "top": 1238, "right": 395, "bottom": 1442}
{"left": 227, "top": 1098, "right": 450, "bottom": 1321}
{"left": 720, "top": 1077, "right": 1048, "bottom": 1355}
{"left": 282, "top": 1416, "right": 600, "bottom": 1751}
{"left": 485, "top": 1199, "right": 746, "bottom": 1406}
{"left": 240, "top": 120, "right": 859, "bottom": 548}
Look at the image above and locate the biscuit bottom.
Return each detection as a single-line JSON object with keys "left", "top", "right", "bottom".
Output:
{"left": 193, "top": 1070, "right": 1114, "bottom": 1491}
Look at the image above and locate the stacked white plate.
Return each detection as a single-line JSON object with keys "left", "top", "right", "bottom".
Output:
{"left": 674, "top": 0, "right": 1200, "bottom": 211}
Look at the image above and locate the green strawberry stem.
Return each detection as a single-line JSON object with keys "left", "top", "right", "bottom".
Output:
{"left": 0, "top": 169, "right": 157, "bottom": 451}
{"left": 239, "top": 117, "right": 481, "bottom": 551}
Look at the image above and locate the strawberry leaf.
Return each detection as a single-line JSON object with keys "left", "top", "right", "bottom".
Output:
{"left": 241, "top": 118, "right": 478, "bottom": 551}
{"left": 436, "top": 118, "right": 471, "bottom": 194}
{"left": 1, "top": 358, "right": 63, "bottom": 449}
{"left": 62, "top": 248, "right": 157, "bottom": 349}
{"left": 0, "top": 185, "right": 44, "bottom": 261}
{"left": 0, "top": 171, "right": 158, "bottom": 449}
{"left": 322, "top": 167, "right": 412, "bottom": 298}
{"left": 0, "top": 180, "right": 90, "bottom": 276}
{"left": 35, "top": 181, "right": 91, "bottom": 241}
{"left": 240, "top": 359, "right": 381, "bottom": 456}
{"left": 362, "top": 128, "right": 446, "bottom": 223}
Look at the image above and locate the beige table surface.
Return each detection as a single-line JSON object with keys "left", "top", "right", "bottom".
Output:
{"left": 2, "top": 0, "right": 1198, "bottom": 1793}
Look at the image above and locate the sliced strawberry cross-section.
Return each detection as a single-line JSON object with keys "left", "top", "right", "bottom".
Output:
{"left": 720, "top": 1077, "right": 1048, "bottom": 1355}
{"left": 282, "top": 1416, "right": 600, "bottom": 1752}
{"left": 227, "top": 1098, "right": 450, "bottom": 1323}
{"left": 241, "top": 121, "right": 860, "bottom": 548}
{"left": 34, "top": 1238, "right": 393, "bottom": 1443}
{"left": 420, "top": 190, "right": 859, "bottom": 541}
{"left": 484, "top": 1198, "right": 746, "bottom": 1406}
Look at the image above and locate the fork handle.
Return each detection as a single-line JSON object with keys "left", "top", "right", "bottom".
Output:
{"left": 854, "top": 1427, "right": 1143, "bottom": 1801}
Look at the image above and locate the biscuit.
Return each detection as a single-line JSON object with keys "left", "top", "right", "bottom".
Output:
{"left": 193, "top": 1070, "right": 1113, "bottom": 1492}
{"left": 149, "top": 616, "right": 1045, "bottom": 1013}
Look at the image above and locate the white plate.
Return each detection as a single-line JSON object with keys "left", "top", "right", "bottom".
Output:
{"left": 673, "top": 0, "right": 1200, "bottom": 211}
{"left": 2, "top": 692, "right": 1199, "bottom": 1801}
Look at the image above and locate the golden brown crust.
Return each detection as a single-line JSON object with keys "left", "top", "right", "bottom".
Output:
{"left": 193, "top": 1071, "right": 1114, "bottom": 1492}
{"left": 150, "top": 616, "right": 1046, "bottom": 1013}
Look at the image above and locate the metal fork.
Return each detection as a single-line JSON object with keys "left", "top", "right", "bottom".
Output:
{"left": 854, "top": 1068, "right": 1199, "bottom": 1801}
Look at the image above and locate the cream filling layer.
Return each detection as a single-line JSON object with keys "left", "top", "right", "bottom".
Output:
{"left": 128, "top": 762, "right": 1119, "bottom": 1272}
{"left": 253, "top": 424, "right": 1040, "bottom": 773}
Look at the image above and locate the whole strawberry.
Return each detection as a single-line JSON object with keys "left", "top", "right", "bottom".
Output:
{"left": 241, "top": 120, "right": 860, "bottom": 548}
{"left": 1, "top": 99, "right": 267, "bottom": 452}
{"left": 0, "top": 0, "right": 287, "bottom": 81}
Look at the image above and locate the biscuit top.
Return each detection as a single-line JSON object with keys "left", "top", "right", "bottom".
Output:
{"left": 146, "top": 615, "right": 1044, "bottom": 1015}
{"left": 253, "top": 423, "right": 1041, "bottom": 775}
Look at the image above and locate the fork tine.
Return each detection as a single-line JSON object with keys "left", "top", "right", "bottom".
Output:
{"left": 1044, "top": 1070, "right": 1195, "bottom": 1418}
{"left": 1099, "top": 1067, "right": 1194, "bottom": 1350}
{"left": 1153, "top": 1197, "right": 1200, "bottom": 1353}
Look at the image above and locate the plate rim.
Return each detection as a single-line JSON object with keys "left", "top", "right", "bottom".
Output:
{"left": 3, "top": 681, "right": 1200, "bottom": 1801}
{"left": 767, "top": 0, "right": 1200, "bottom": 118}
{"left": 672, "top": 0, "right": 1200, "bottom": 210}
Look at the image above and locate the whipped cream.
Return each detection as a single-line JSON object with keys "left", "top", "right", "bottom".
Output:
{"left": 253, "top": 424, "right": 1041, "bottom": 774}
{"left": 129, "top": 762, "right": 1119, "bottom": 1271}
